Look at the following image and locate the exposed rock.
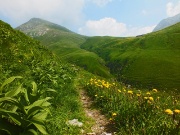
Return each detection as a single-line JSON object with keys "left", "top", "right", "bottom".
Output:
{"left": 153, "top": 13, "right": 180, "bottom": 32}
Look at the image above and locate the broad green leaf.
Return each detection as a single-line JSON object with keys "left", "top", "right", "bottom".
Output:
{"left": 33, "top": 111, "right": 49, "bottom": 121}
{"left": 0, "top": 97, "right": 20, "bottom": 107}
{"left": 26, "top": 129, "right": 38, "bottom": 135}
{"left": 25, "top": 97, "right": 51, "bottom": 110}
{"left": 0, "top": 108, "right": 21, "bottom": 126}
{"left": 46, "top": 88, "right": 57, "bottom": 93}
{"left": 27, "top": 106, "right": 43, "bottom": 119}
{"left": 23, "top": 88, "right": 30, "bottom": 103}
{"left": 0, "top": 76, "right": 22, "bottom": 93}
{"left": 5, "top": 84, "right": 22, "bottom": 97}
{"left": 31, "top": 82, "right": 37, "bottom": 96}
{"left": 31, "top": 119, "right": 48, "bottom": 134}
{"left": 41, "top": 101, "right": 51, "bottom": 107}
{"left": 9, "top": 105, "right": 18, "bottom": 112}
{"left": 8, "top": 113, "right": 21, "bottom": 126}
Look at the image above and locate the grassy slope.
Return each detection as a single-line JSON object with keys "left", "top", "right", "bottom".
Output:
{"left": 81, "top": 23, "right": 180, "bottom": 91}
{"left": 0, "top": 20, "right": 89, "bottom": 134}
{"left": 16, "top": 19, "right": 112, "bottom": 78}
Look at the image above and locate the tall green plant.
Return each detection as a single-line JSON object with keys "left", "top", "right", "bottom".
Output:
{"left": 0, "top": 76, "right": 55, "bottom": 135}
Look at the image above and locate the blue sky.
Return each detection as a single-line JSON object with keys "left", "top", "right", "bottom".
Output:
{"left": 0, "top": 0, "right": 180, "bottom": 36}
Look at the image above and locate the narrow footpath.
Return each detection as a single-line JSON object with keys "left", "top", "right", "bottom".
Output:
{"left": 74, "top": 71, "right": 116, "bottom": 135}
{"left": 80, "top": 89, "right": 116, "bottom": 135}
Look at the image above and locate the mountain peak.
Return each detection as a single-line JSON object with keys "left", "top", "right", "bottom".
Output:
{"left": 153, "top": 13, "right": 180, "bottom": 32}
{"left": 16, "top": 18, "right": 71, "bottom": 37}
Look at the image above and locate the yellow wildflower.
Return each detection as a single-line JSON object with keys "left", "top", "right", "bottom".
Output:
{"left": 144, "top": 97, "right": 148, "bottom": 100}
{"left": 149, "top": 97, "right": 154, "bottom": 101}
{"left": 127, "top": 90, "right": 133, "bottom": 94}
{"left": 146, "top": 92, "right": 151, "bottom": 95}
{"left": 152, "top": 89, "right": 158, "bottom": 92}
{"left": 118, "top": 89, "right": 121, "bottom": 93}
{"left": 95, "top": 94, "right": 98, "bottom": 97}
{"left": 174, "top": 109, "right": 180, "bottom": 114}
{"left": 136, "top": 94, "right": 141, "bottom": 97}
{"left": 165, "top": 109, "right": 173, "bottom": 115}
{"left": 112, "top": 113, "right": 117, "bottom": 116}
{"left": 109, "top": 118, "right": 113, "bottom": 121}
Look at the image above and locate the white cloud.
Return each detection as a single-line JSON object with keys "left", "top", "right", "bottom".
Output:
{"left": 166, "top": 1, "right": 180, "bottom": 17}
{"left": 78, "top": 17, "right": 155, "bottom": 37}
{"left": 0, "top": 0, "right": 85, "bottom": 27}
{"left": 78, "top": 17, "right": 127, "bottom": 36}
{"left": 90, "top": 0, "right": 113, "bottom": 6}
{"left": 124, "top": 25, "right": 156, "bottom": 37}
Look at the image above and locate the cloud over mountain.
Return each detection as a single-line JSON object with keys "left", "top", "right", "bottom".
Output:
{"left": 78, "top": 17, "right": 126, "bottom": 36}
{"left": 78, "top": 17, "right": 155, "bottom": 37}
{"left": 0, "top": 0, "right": 85, "bottom": 27}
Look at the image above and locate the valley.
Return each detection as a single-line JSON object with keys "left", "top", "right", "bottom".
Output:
{"left": 0, "top": 18, "right": 180, "bottom": 135}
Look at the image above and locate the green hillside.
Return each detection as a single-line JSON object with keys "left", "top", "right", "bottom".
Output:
{"left": 1, "top": 19, "right": 180, "bottom": 135}
{"left": 0, "top": 20, "right": 88, "bottom": 135}
{"left": 81, "top": 23, "right": 180, "bottom": 91}
{"left": 16, "top": 18, "right": 111, "bottom": 78}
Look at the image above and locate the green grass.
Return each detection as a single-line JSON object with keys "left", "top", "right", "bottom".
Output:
{"left": 81, "top": 23, "right": 180, "bottom": 91}
{"left": 83, "top": 77, "right": 180, "bottom": 134}
{"left": 0, "top": 20, "right": 90, "bottom": 135}
{"left": 1, "top": 18, "right": 180, "bottom": 135}
{"left": 16, "top": 18, "right": 112, "bottom": 78}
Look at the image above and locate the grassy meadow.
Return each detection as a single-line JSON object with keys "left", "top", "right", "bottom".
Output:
{"left": 81, "top": 23, "right": 180, "bottom": 91}
{"left": 83, "top": 77, "right": 180, "bottom": 134}
{"left": 1, "top": 19, "right": 179, "bottom": 135}
{"left": 16, "top": 18, "right": 112, "bottom": 78}
{"left": 0, "top": 20, "right": 92, "bottom": 135}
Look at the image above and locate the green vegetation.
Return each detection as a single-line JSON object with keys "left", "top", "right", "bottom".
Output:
{"left": 0, "top": 77, "right": 53, "bottom": 135}
{"left": 1, "top": 18, "right": 180, "bottom": 135}
{"left": 83, "top": 77, "right": 180, "bottom": 134}
{"left": 16, "top": 18, "right": 112, "bottom": 78}
{"left": 81, "top": 23, "right": 180, "bottom": 91}
{"left": 0, "top": 20, "right": 89, "bottom": 135}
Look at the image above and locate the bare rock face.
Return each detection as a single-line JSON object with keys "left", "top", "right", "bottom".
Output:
{"left": 16, "top": 18, "right": 71, "bottom": 37}
{"left": 153, "top": 13, "right": 180, "bottom": 32}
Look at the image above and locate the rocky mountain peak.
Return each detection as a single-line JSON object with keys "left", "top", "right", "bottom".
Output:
{"left": 153, "top": 13, "right": 180, "bottom": 32}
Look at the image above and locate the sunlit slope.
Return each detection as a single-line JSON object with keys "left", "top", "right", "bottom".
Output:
{"left": 17, "top": 18, "right": 111, "bottom": 78}
{"left": 0, "top": 19, "right": 74, "bottom": 84}
{"left": 81, "top": 23, "right": 180, "bottom": 91}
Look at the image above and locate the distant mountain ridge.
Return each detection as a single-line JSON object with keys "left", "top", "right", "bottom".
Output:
{"left": 153, "top": 13, "right": 180, "bottom": 32}
{"left": 16, "top": 18, "right": 180, "bottom": 90}
{"left": 16, "top": 18, "right": 71, "bottom": 37}
{"left": 16, "top": 18, "right": 112, "bottom": 78}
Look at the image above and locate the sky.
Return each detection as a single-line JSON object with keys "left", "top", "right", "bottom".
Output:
{"left": 0, "top": 0, "right": 180, "bottom": 37}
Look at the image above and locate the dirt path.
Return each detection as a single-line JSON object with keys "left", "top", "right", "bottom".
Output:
{"left": 80, "top": 90, "right": 116, "bottom": 135}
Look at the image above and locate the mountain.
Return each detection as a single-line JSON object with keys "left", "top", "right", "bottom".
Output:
{"left": 81, "top": 23, "right": 180, "bottom": 91}
{"left": 16, "top": 18, "right": 111, "bottom": 78}
{"left": 16, "top": 18, "right": 84, "bottom": 46}
{"left": 153, "top": 13, "right": 180, "bottom": 31}
{"left": 16, "top": 18, "right": 180, "bottom": 91}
